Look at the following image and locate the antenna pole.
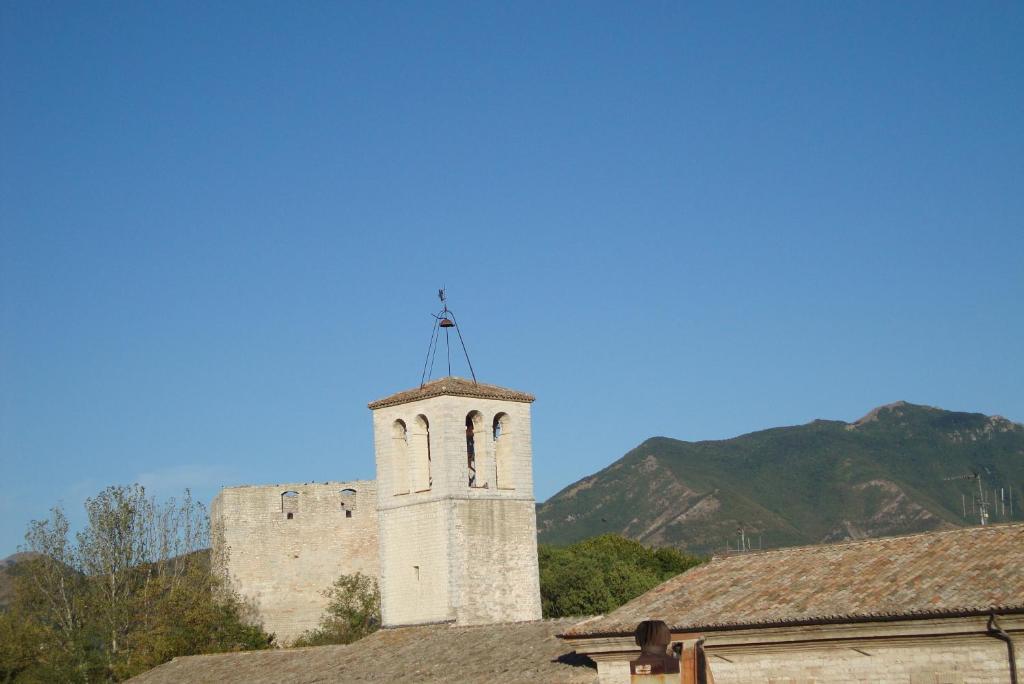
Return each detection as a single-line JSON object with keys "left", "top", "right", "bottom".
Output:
{"left": 977, "top": 476, "right": 988, "bottom": 526}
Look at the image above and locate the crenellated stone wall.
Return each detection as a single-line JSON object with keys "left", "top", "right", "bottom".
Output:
{"left": 211, "top": 480, "right": 379, "bottom": 644}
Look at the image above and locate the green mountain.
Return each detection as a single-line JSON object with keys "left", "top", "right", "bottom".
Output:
{"left": 537, "top": 402, "right": 1024, "bottom": 555}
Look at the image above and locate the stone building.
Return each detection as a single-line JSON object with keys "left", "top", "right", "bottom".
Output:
{"left": 140, "top": 522, "right": 1023, "bottom": 683}
{"left": 561, "top": 523, "right": 1024, "bottom": 683}
{"left": 368, "top": 376, "right": 542, "bottom": 627}
{"left": 211, "top": 481, "right": 379, "bottom": 643}
{"left": 211, "top": 376, "right": 543, "bottom": 642}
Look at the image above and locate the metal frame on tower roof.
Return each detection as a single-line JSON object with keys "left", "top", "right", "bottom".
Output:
{"left": 420, "top": 288, "right": 477, "bottom": 387}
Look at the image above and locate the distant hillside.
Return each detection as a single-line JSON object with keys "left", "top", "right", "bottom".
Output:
{"left": 0, "top": 550, "right": 210, "bottom": 612}
{"left": 537, "top": 402, "right": 1024, "bottom": 555}
{"left": 0, "top": 552, "right": 40, "bottom": 610}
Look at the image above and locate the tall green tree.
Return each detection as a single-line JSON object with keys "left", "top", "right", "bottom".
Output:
{"left": 1, "top": 485, "right": 272, "bottom": 682}
{"left": 539, "top": 534, "right": 703, "bottom": 618}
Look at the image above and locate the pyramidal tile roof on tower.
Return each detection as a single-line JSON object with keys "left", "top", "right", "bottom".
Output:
{"left": 367, "top": 376, "right": 535, "bottom": 410}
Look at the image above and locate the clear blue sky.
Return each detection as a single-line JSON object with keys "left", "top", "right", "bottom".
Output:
{"left": 2, "top": 2, "right": 1022, "bottom": 556}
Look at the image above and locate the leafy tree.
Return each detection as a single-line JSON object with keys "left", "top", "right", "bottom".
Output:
{"left": 292, "top": 572, "right": 381, "bottom": 647}
{"left": 0, "top": 485, "right": 272, "bottom": 682}
{"left": 0, "top": 607, "right": 50, "bottom": 683}
{"left": 539, "top": 534, "right": 703, "bottom": 618}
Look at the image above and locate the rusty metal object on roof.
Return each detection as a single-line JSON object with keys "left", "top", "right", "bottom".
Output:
{"left": 629, "top": 620, "right": 680, "bottom": 680}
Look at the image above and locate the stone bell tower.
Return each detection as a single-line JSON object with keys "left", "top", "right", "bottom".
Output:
{"left": 369, "top": 377, "right": 542, "bottom": 627}
{"left": 368, "top": 294, "right": 542, "bottom": 627}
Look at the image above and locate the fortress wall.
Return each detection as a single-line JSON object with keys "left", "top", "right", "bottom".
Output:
{"left": 211, "top": 480, "right": 379, "bottom": 644}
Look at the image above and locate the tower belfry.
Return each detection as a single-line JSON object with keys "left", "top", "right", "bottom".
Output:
{"left": 368, "top": 293, "right": 542, "bottom": 627}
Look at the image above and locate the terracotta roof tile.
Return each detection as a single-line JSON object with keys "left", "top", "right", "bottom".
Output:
{"left": 129, "top": 618, "right": 595, "bottom": 684}
{"left": 367, "top": 376, "right": 535, "bottom": 409}
{"left": 565, "top": 523, "right": 1024, "bottom": 637}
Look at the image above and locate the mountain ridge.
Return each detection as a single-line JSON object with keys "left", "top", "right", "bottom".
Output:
{"left": 537, "top": 402, "right": 1024, "bottom": 555}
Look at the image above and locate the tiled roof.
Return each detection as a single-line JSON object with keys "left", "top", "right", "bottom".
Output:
{"left": 367, "top": 376, "right": 535, "bottom": 409}
{"left": 129, "top": 618, "right": 596, "bottom": 684}
{"left": 565, "top": 523, "right": 1024, "bottom": 637}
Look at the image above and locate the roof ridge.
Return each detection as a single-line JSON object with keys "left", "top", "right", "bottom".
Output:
{"left": 221, "top": 479, "right": 375, "bottom": 491}
{"left": 709, "top": 522, "right": 1024, "bottom": 561}
{"left": 663, "top": 606, "right": 1024, "bottom": 634}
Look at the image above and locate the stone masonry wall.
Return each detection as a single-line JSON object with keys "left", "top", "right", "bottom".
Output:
{"left": 376, "top": 499, "right": 452, "bottom": 626}
{"left": 450, "top": 498, "right": 543, "bottom": 624}
{"left": 376, "top": 498, "right": 542, "bottom": 627}
{"left": 704, "top": 637, "right": 1022, "bottom": 683}
{"left": 211, "top": 481, "right": 379, "bottom": 644}
{"left": 371, "top": 394, "right": 535, "bottom": 501}
{"left": 588, "top": 618, "right": 1023, "bottom": 684}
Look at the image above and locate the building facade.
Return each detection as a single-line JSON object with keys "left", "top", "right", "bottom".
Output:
{"left": 562, "top": 523, "right": 1024, "bottom": 684}
{"left": 211, "top": 481, "right": 379, "bottom": 644}
{"left": 211, "top": 376, "right": 543, "bottom": 641}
